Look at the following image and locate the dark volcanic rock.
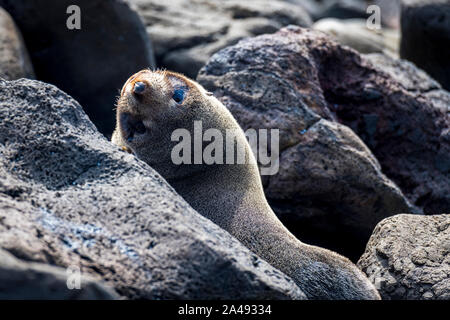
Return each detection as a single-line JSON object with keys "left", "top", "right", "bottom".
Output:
{"left": 198, "top": 26, "right": 449, "bottom": 259}
{"left": 400, "top": 0, "right": 450, "bottom": 91}
{"left": 0, "top": 249, "right": 119, "bottom": 299}
{"left": 362, "top": 53, "right": 450, "bottom": 213}
{"left": 126, "top": 0, "right": 311, "bottom": 78}
{"left": 0, "top": 7, "right": 34, "bottom": 80}
{"left": 0, "top": 0, "right": 156, "bottom": 136}
{"left": 358, "top": 214, "right": 450, "bottom": 300}
{"left": 0, "top": 78, "right": 305, "bottom": 300}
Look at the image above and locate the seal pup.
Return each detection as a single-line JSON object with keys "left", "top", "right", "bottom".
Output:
{"left": 112, "top": 69, "right": 381, "bottom": 300}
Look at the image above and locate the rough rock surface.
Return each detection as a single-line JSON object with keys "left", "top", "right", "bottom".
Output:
{"left": 126, "top": 0, "right": 312, "bottom": 78}
{"left": 0, "top": 249, "right": 119, "bottom": 299}
{"left": 0, "top": 7, "right": 34, "bottom": 80}
{"left": 358, "top": 214, "right": 450, "bottom": 300}
{"left": 198, "top": 26, "right": 450, "bottom": 259}
{"left": 363, "top": 53, "right": 450, "bottom": 213}
{"left": 0, "top": 0, "right": 156, "bottom": 136}
{"left": 0, "top": 78, "right": 306, "bottom": 300}
{"left": 400, "top": 0, "right": 450, "bottom": 91}
{"left": 199, "top": 26, "right": 449, "bottom": 214}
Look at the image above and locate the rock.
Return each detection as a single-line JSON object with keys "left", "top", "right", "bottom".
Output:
{"left": 0, "top": 0, "right": 156, "bottom": 136}
{"left": 362, "top": 53, "right": 450, "bottom": 213}
{"left": 287, "top": 0, "right": 401, "bottom": 29}
{"left": 0, "top": 7, "right": 34, "bottom": 80}
{"left": 163, "top": 17, "right": 283, "bottom": 80}
{"left": 199, "top": 26, "right": 450, "bottom": 259}
{"left": 312, "top": 18, "right": 399, "bottom": 57}
{"left": 0, "top": 78, "right": 306, "bottom": 300}
{"left": 400, "top": 0, "right": 450, "bottom": 90}
{"left": 0, "top": 249, "right": 119, "bottom": 299}
{"left": 200, "top": 26, "right": 450, "bottom": 215}
{"left": 283, "top": 0, "right": 324, "bottom": 19}
{"left": 314, "top": 0, "right": 370, "bottom": 21}
{"left": 273, "top": 119, "right": 414, "bottom": 260}
{"left": 198, "top": 26, "right": 423, "bottom": 260}
{"left": 126, "top": 0, "right": 311, "bottom": 78}
{"left": 358, "top": 214, "right": 450, "bottom": 300}
{"left": 220, "top": 0, "right": 312, "bottom": 25}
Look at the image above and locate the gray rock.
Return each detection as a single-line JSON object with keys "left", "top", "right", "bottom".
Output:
{"left": 0, "top": 249, "right": 119, "bottom": 299}
{"left": 273, "top": 118, "right": 413, "bottom": 261}
{"left": 220, "top": 0, "right": 312, "bottom": 26}
{"left": 163, "top": 17, "right": 283, "bottom": 80}
{"left": 363, "top": 53, "right": 450, "bottom": 213}
{"left": 400, "top": 0, "right": 450, "bottom": 90}
{"left": 0, "top": 7, "right": 34, "bottom": 80}
{"left": 287, "top": 0, "right": 401, "bottom": 29}
{"left": 198, "top": 26, "right": 420, "bottom": 261}
{"left": 200, "top": 25, "right": 450, "bottom": 215}
{"left": 358, "top": 214, "right": 450, "bottom": 300}
{"left": 126, "top": 0, "right": 311, "bottom": 78}
{"left": 0, "top": 0, "right": 156, "bottom": 136}
{"left": 0, "top": 78, "right": 306, "bottom": 300}
{"left": 365, "top": 53, "right": 442, "bottom": 93}
{"left": 312, "top": 18, "right": 399, "bottom": 57}
{"left": 314, "top": 0, "right": 370, "bottom": 21}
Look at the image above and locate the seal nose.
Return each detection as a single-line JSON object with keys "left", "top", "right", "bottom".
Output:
{"left": 133, "top": 81, "right": 146, "bottom": 95}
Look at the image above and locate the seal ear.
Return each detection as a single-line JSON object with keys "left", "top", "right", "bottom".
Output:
{"left": 167, "top": 75, "right": 189, "bottom": 89}
{"left": 167, "top": 75, "right": 190, "bottom": 105}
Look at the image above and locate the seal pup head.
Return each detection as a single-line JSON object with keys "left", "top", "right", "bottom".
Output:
{"left": 113, "top": 69, "right": 245, "bottom": 179}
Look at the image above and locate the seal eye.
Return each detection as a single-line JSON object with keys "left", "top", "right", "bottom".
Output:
{"left": 172, "top": 89, "right": 185, "bottom": 103}
{"left": 133, "top": 81, "right": 146, "bottom": 95}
